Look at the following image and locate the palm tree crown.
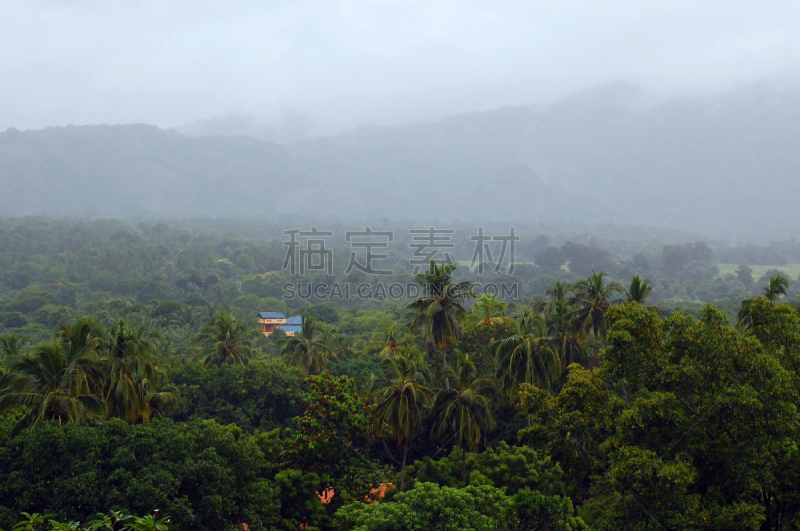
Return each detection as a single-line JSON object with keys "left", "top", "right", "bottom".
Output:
{"left": 0, "top": 334, "right": 27, "bottom": 360}
{"left": 406, "top": 261, "right": 475, "bottom": 367}
{"left": 536, "top": 280, "right": 573, "bottom": 315}
{"left": 0, "top": 317, "right": 179, "bottom": 431}
{"left": 280, "top": 315, "right": 336, "bottom": 373}
{"left": 0, "top": 340, "right": 102, "bottom": 432}
{"left": 432, "top": 352, "right": 495, "bottom": 483}
{"left": 196, "top": 312, "right": 253, "bottom": 366}
{"left": 103, "top": 320, "right": 159, "bottom": 421}
{"left": 56, "top": 317, "right": 106, "bottom": 360}
{"left": 367, "top": 319, "right": 410, "bottom": 358}
{"left": 545, "top": 297, "right": 586, "bottom": 371}
{"left": 469, "top": 293, "right": 511, "bottom": 329}
{"left": 368, "top": 347, "right": 433, "bottom": 490}
{"left": 493, "top": 312, "right": 560, "bottom": 400}
{"left": 570, "top": 270, "right": 623, "bottom": 342}
{"left": 626, "top": 275, "right": 652, "bottom": 304}
{"left": 762, "top": 272, "right": 790, "bottom": 302}
{"left": 737, "top": 272, "right": 790, "bottom": 329}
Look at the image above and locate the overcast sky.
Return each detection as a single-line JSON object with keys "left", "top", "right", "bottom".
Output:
{"left": 1, "top": 1, "right": 798, "bottom": 138}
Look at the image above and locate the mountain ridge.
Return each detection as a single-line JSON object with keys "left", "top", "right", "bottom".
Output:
{"left": 1, "top": 83, "right": 798, "bottom": 241}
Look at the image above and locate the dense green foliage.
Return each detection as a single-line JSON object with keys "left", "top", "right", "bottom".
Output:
{"left": 406, "top": 441, "right": 564, "bottom": 495}
{"left": 168, "top": 359, "right": 304, "bottom": 431}
{"left": 519, "top": 300, "right": 800, "bottom": 529}
{"left": 3, "top": 219, "right": 800, "bottom": 529}
{"left": 282, "top": 373, "right": 377, "bottom": 498}
{"left": 0, "top": 420, "right": 283, "bottom": 530}
{"left": 334, "top": 483, "right": 588, "bottom": 531}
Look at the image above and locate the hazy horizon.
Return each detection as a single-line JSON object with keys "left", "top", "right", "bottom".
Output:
{"left": 2, "top": 2, "right": 800, "bottom": 244}
{"left": 3, "top": 2, "right": 800, "bottom": 139}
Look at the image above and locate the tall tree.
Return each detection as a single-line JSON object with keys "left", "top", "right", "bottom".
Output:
{"left": 545, "top": 298, "right": 586, "bottom": 374}
{"left": 406, "top": 261, "right": 475, "bottom": 371}
{"left": 534, "top": 246, "right": 568, "bottom": 270}
{"left": 196, "top": 312, "right": 253, "bottom": 366}
{"left": 283, "top": 372, "right": 375, "bottom": 497}
{"left": 136, "top": 375, "right": 180, "bottom": 424}
{"left": 762, "top": 272, "right": 790, "bottom": 302}
{"left": 737, "top": 272, "right": 790, "bottom": 329}
{"left": 319, "top": 322, "right": 353, "bottom": 361}
{"left": 570, "top": 270, "right": 623, "bottom": 342}
{"left": 367, "top": 319, "right": 411, "bottom": 358}
{"left": 102, "top": 320, "right": 158, "bottom": 421}
{"left": 625, "top": 275, "right": 652, "bottom": 304}
{"left": 280, "top": 315, "right": 335, "bottom": 373}
{"left": 535, "top": 280, "right": 573, "bottom": 315}
{"left": 493, "top": 313, "right": 560, "bottom": 403}
{"left": 468, "top": 294, "right": 511, "bottom": 329}
{"left": 0, "top": 340, "right": 102, "bottom": 432}
{"left": 432, "top": 352, "right": 495, "bottom": 483}
{"left": 55, "top": 316, "right": 106, "bottom": 360}
{"left": 368, "top": 348, "right": 433, "bottom": 490}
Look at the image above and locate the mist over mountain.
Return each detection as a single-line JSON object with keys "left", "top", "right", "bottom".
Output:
{"left": 1, "top": 82, "right": 797, "bottom": 242}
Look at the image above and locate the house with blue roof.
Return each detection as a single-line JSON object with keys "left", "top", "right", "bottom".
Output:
{"left": 257, "top": 312, "right": 303, "bottom": 336}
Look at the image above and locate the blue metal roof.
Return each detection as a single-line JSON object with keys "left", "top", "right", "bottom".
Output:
{"left": 258, "top": 312, "right": 285, "bottom": 319}
{"left": 280, "top": 325, "right": 302, "bottom": 333}
{"left": 285, "top": 315, "right": 302, "bottom": 325}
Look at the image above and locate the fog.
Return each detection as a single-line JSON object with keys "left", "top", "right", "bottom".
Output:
{"left": 1, "top": 1, "right": 800, "bottom": 242}
{"left": 2, "top": 1, "right": 799, "bottom": 137}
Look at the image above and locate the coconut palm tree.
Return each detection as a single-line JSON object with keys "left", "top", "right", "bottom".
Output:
{"left": 319, "top": 322, "right": 353, "bottom": 361}
{"left": 406, "top": 261, "right": 475, "bottom": 370}
{"left": 134, "top": 375, "right": 180, "bottom": 424}
{"left": 626, "top": 275, "right": 653, "bottom": 304}
{"left": 0, "top": 333, "right": 27, "bottom": 361}
{"left": 171, "top": 305, "right": 204, "bottom": 330}
{"left": 570, "top": 270, "right": 624, "bottom": 342}
{"left": 468, "top": 293, "right": 511, "bottom": 329}
{"left": 535, "top": 280, "right": 573, "bottom": 315}
{"left": 196, "top": 312, "right": 253, "bottom": 366}
{"left": 367, "top": 319, "right": 412, "bottom": 357}
{"left": 0, "top": 340, "right": 102, "bottom": 432}
{"left": 280, "top": 315, "right": 335, "bottom": 373}
{"left": 546, "top": 297, "right": 586, "bottom": 373}
{"left": 493, "top": 313, "right": 560, "bottom": 403}
{"left": 102, "top": 320, "right": 159, "bottom": 421}
{"left": 368, "top": 347, "right": 433, "bottom": 490}
{"left": 762, "top": 272, "right": 790, "bottom": 302}
{"left": 432, "top": 352, "right": 495, "bottom": 483}
{"left": 56, "top": 317, "right": 106, "bottom": 360}
{"left": 737, "top": 272, "right": 790, "bottom": 330}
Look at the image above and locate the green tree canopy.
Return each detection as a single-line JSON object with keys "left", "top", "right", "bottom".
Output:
{"left": 283, "top": 373, "right": 378, "bottom": 498}
{"left": 406, "top": 261, "right": 475, "bottom": 369}
{"left": 493, "top": 313, "right": 560, "bottom": 401}
{"left": 432, "top": 353, "right": 495, "bottom": 483}
{"left": 195, "top": 312, "right": 253, "bottom": 366}
{"left": 368, "top": 348, "right": 433, "bottom": 490}
{"left": 280, "top": 315, "right": 337, "bottom": 373}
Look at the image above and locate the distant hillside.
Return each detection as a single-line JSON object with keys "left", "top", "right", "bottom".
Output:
{"left": 1, "top": 83, "right": 798, "bottom": 240}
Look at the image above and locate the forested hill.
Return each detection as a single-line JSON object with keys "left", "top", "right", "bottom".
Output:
{"left": 1, "top": 83, "right": 798, "bottom": 240}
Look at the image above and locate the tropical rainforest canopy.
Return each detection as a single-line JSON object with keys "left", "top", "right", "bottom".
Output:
{"left": 0, "top": 218, "right": 799, "bottom": 530}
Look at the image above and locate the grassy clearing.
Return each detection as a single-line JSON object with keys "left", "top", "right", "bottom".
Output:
{"left": 717, "top": 263, "right": 800, "bottom": 280}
